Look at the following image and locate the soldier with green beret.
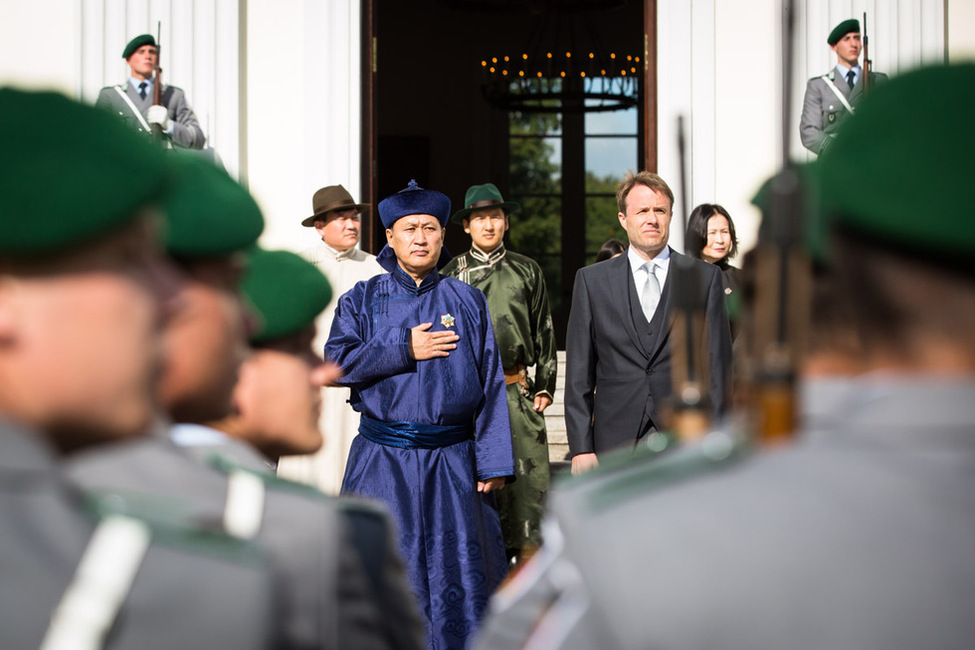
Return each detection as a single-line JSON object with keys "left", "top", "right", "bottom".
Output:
{"left": 800, "top": 18, "right": 887, "bottom": 155}
{"left": 441, "top": 182, "right": 558, "bottom": 568}
{"left": 0, "top": 87, "right": 277, "bottom": 649}
{"left": 475, "top": 64, "right": 975, "bottom": 649}
{"left": 96, "top": 32, "right": 206, "bottom": 149}
{"left": 67, "top": 156, "right": 424, "bottom": 650}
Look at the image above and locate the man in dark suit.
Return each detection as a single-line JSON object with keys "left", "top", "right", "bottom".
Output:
{"left": 565, "top": 171, "right": 732, "bottom": 475}
{"left": 800, "top": 18, "right": 887, "bottom": 155}
{"left": 96, "top": 33, "right": 206, "bottom": 149}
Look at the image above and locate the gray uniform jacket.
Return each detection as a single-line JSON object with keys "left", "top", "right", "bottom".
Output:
{"left": 66, "top": 429, "right": 424, "bottom": 650}
{"left": 95, "top": 82, "right": 206, "bottom": 149}
{"left": 564, "top": 249, "right": 732, "bottom": 456}
{"left": 800, "top": 68, "right": 888, "bottom": 155}
{"left": 475, "top": 378, "right": 975, "bottom": 649}
{"left": 0, "top": 422, "right": 276, "bottom": 649}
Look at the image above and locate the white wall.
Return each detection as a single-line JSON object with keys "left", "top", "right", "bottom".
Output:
{"left": 5, "top": 0, "right": 971, "bottom": 259}
{"left": 246, "top": 0, "right": 362, "bottom": 253}
{"left": 0, "top": 0, "right": 78, "bottom": 93}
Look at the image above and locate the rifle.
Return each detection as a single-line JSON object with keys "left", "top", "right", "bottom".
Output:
{"left": 151, "top": 21, "right": 164, "bottom": 144}
{"left": 746, "top": 0, "right": 810, "bottom": 445}
{"left": 862, "top": 12, "right": 871, "bottom": 93}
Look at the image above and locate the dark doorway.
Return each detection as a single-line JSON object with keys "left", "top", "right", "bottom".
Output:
{"left": 361, "top": 0, "right": 654, "bottom": 347}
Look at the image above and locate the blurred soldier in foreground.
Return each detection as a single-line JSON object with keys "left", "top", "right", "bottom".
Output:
{"left": 474, "top": 64, "right": 975, "bottom": 649}
{"left": 96, "top": 33, "right": 206, "bottom": 149}
{"left": 442, "top": 182, "right": 558, "bottom": 567}
{"left": 0, "top": 88, "right": 275, "bottom": 649}
{"left": 327, "top": 180, "right": 514, "bottom": 650}
{"left": 278, "top": 184, "right": 384, "bottom": 494}
{"left": 67, "top": 156, "right": 418, "bottom": 649}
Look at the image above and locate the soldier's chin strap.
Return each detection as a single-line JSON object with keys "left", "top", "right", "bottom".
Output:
{"left": 40, "top": 516, "right": 152, "bottom": 650}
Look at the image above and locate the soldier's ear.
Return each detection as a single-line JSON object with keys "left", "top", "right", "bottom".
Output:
{"left": 463, "top": 219, "right": 470, "bottom": 234}
{"left": 0, "top": 276, "right": 22, "bottom": 345}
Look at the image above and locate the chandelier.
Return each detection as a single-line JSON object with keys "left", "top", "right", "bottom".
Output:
{"left": 478, "top": 2, "right": 641, "bottom": 113}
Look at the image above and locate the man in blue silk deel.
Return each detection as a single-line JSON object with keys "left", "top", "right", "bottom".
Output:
{"left": 326, "top": 179, "right": 514, "bottom": 650}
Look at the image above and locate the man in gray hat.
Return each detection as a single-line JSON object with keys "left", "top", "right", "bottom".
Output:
{"left": 277, "top": 184, "right": 385, "bottom": 494}
{"left": 96, "top": 33, "right": 206, "bottom": 149}
{"left": 800, "top": 18, "right": 887, "bottom": 155}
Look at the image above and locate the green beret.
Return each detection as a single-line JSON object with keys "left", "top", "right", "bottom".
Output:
{"left": 828, "top": 19, "right": 859, "bottom": 45}
{"left": 123, "top": 34, "right": 156, "bottom": 59}
{"left": 816, "top": 63, "right": 975, "bottom": 259}
{"left": 750, "top": 163, "right": 825, "bottom": 262}
{"left": 0, "top": 87, "right": 168, "bottom": 256}
{"left": 241, "top": 248, "right": 333, "bottom": 344}
{"left": 164, "top": 155, "right": 265, "bottom": 258}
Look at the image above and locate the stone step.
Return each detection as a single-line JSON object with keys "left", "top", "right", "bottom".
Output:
{"left": 543, "top": 350, "right": 568, "bottom": 464}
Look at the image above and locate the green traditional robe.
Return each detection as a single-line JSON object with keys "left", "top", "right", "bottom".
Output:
{"left": 442, "top": 244, "right": 557, "bottom": 552}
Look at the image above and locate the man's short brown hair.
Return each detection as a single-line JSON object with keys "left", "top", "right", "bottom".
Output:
{"left": 616, "top": 171, "right": 675, "bottom": 215}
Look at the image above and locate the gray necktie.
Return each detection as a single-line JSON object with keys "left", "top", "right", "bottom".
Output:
{"left": 640, "top": 261, "right": 660, "bottom": 322}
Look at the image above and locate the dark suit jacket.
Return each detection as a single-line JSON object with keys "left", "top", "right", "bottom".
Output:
{"left": 564, "top": 249, "right": 732, "bottom": 456}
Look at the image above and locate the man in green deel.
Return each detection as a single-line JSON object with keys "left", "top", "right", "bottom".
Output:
{"left": 442, "top": 182, "right": 557, "bottom": 567}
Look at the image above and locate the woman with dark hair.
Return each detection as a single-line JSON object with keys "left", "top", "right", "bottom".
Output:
{"left": 686, "top": 203, "right": 741, "bottom": 334}
{"left": 595, "top": 238, "right": 626, "bottom": 263}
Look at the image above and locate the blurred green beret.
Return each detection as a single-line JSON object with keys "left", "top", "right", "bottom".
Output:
{"left": 0, "top": 87, "right": 168, "bottom": 256}
{"left": 828, "top": 19, "right": 859, "bottom": 46}
{"left": 816, "top": 63, "right": 975, "bottom": 259}
{"left": 241, "top": 248, "right": 333, "bottom": 344}
{"left": 750, "top": 163, "right": 824, "bottom": 261}
{"left": 164, "top": 155, "right": 264, "bottom": 258}
{"left": 123, "top": 34, "right": 156, "bottom": 59}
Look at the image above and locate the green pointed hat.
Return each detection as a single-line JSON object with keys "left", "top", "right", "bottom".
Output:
{"left": 451, "top": 183, "right": 520, "bottom": 224}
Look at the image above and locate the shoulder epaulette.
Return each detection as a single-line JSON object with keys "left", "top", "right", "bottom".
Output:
{"left": 558, "top": 427, "right": 754, "bottom": 516}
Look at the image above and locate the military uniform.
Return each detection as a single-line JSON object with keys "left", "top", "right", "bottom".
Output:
{"left": 95, "top": 81, "right": 205, "bottom": 149}
{"left": 799, "top": 67, "right": 887, "bottom": 154}
{"left": 442, "top": 244, "right": 557, "bottom": 552}
{"left": 67, "top": 427, "right": 420, "bottom": 650}
{"left": 1, "top": 423, "right": 278, "bottom": 650}
{"left": 0, "top": 87, "right": 276, "bottom": 648}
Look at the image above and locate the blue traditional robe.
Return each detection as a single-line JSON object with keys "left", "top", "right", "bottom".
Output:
{"left": 326, "top": 263, "right": 514, "bottom": 650}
